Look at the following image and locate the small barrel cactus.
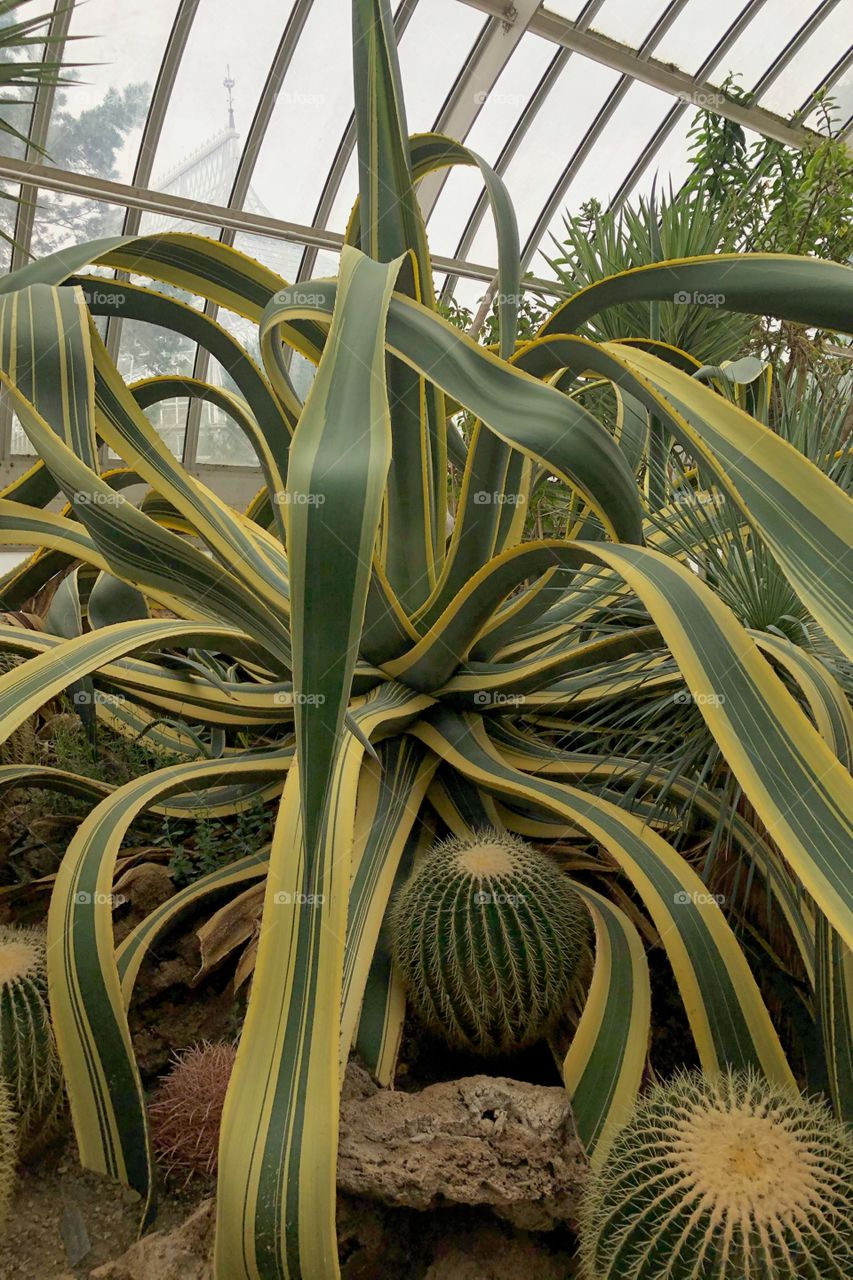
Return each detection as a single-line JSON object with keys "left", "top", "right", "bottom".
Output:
{"left": 389, "top": 828, "right": 588, "bottom": 1054}
{"left": 149, "top": 1040, "right": 237, "bottom": 1181}
{"left": 0, "top": 1078, "right": 16, "bottom": 1225}
{"left": 0, "top": 924, "right": 64, "bottom": 1152}
{"left": 579, "top": 1068, "right": 853, "bottom": 1279}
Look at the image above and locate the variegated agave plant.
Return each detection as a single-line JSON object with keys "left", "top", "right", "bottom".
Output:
{"left": 0, "top": 2, "right": 851, "bottom": 1277}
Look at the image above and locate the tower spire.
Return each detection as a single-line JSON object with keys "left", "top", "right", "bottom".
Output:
{"left": 223, "top": 66, "right": 235, "bottom": 131}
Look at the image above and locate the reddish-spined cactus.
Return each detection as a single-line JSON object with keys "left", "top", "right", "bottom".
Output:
{"left": 149, "top": 1040, "right": 236, "bottom": 1181}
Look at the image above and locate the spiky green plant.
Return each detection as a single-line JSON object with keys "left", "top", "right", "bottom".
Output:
{"left": 0, "top": 1075, "right": 15, "bottom": 1224}
{"left": 0, "top": 924, "right": 64, "bottom": 1151}
{"left": 0, "top": 2, "right": 849, "bottom": 1276}
{"left": 579, "top": 1068, "right": 853, "bottom": 1279}
{"left": 390, "top": 829, "right": 588, "bottom": 1054}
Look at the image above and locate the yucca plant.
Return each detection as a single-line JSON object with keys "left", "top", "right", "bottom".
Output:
{"left": 0, "top": 2, "right": 850, "bottom": 1277}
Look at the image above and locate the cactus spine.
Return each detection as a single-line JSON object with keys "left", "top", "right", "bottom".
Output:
{"left": 389, "top": 828, "right": 588, "bottom": 1054}
{"left": 0, "top": 1078, "right": 15, "bottom": 1225}
{"left": 0, "top": 924, "right": 64, "bottom": 1152}
{"left": 579, "top": 1068, "right": 853, "bottom": 1279}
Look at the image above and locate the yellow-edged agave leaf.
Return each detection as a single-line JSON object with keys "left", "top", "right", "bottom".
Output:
{"left": 216, "top": 246, "right": 425, "bottom": 1280}
{"left": 412, "top": 708, "right": 793, "bottom": 1086}
{"left": 216, "top": 686, "right": 431, "bottom": 1280}
{"left": 518, "top": 334, "right": 853, "bottom": 661}
{"left": 46, "top": 753, "right": 291, "bottom": 1216}
{"left": 341, "top": 738, "right": 436, "bottom": 1069}
{"left": 390, "top": 536, "right": 852, "bottom": 946}
{"left": 751, "top": 630, "right": 853, "bottom": 770}
{"left": 538, "top": 254, "right": 853, "bottom": 337}
{"left": 559, "top": 886, "right": 650, "bottom": 1165}
{"left": 0, "top": 375, "right": 291, "bottom": 669}
{"left": 269, "top": 281, "right": 645, "bottom": 554}
{"left": 0, "top": 619, "right": 254, "bottom": 744}
{"left": 354, "top": 815, "right": 438, "bottom": 1085}
{"left": 816, "top": 913, "right": 853, "bottom": 1123}
{"left": 0, "top": 284, "right": 98, "bottom": 469}
{"left": 89, "top": 326, "right": 292, "bottom": 607}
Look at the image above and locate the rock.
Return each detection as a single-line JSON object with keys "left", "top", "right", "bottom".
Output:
{"left": 88, "top": 1199, "right": 215, "bottom": 1280}
{"left": 337, "top": 1074, "right": 585, "bottom": 1230}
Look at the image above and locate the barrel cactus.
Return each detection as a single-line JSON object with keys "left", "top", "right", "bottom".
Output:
{"left": 149, "top": 1040, "right": 237, "bottom": 1181}
{"left": 579, "top": 1068, "right": 853, "bottom": 1279}
{"left": 0, "top": 924, "right": 64, "bottom": 1152}
{"left": 389, "top": 828, "right": 588, "bottom": 1054}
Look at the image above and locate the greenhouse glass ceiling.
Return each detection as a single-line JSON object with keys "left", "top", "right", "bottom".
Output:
{"left": 0, "top": 0, "right": 850, "bottom": 471}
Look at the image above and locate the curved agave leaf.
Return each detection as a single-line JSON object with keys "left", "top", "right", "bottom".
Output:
{"left": 413, "top": 707, "right": 793, "bottom": 1085}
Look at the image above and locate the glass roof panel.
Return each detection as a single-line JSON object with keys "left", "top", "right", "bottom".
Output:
{"left": 652, "top": 0, "right": 754, "bottom": 76}
{"left": 148, "top": 0, "right": 291, "bottom": 195}
{"left": 586, "top": 0, "right": 674, "bottom": 48}
{"left": 710, "top": 1, "right": 815, "bottom": 93}
{"left": 451, "top": 53, "right": 621, "bottom": 263}
{"left": 247, "top": 0, "right": 355, "bottom": 226}
{"left": 618, "top": 107, "right": 695, "bottom": 204}
{"left": 758, "top": 3, "right": 853, "bottom": 117}
{"left": 397, "top": 0, "right": 485, "bottom": 130}
{"left": 44, "top": 0, "right": 181, "bottom": 182}
{"left": 533, "top": 78, "right": 679, "bottom": 268}
{"left": 803, "top": 64, "right": 853, "bottom": 127}
{"left": 28, "top": 189, "right": 124, "bottom": 255}
{"left": 425, "top": 31, "right": 556, "bottom": 256}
